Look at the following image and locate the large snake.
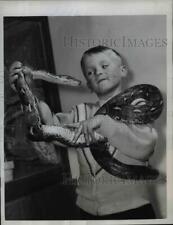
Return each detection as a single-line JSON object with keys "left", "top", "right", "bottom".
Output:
{"left": 13, "top": 64, "right": 163, "bottom": 180}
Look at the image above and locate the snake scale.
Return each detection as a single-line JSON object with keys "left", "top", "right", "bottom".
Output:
{"left": 13, "top": 64, "right": 163, "bottom": 180}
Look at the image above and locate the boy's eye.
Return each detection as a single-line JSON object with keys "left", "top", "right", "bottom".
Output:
{"left": 87, "top": 71, "right": 93, "bottom": 76}
{"left": 102, "top": 64, "right": 109, "bottom": 69}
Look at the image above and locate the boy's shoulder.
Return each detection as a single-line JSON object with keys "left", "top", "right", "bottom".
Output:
{"left": 74, "top": 101, "right": 99, "bottom": 119}
{"left": 84, "top": 101, "right": 99, "bottom": 108}
{"left": 75, "top": 101, "right": 99, "bottom": 109}
{"left": 83, "top": 101, "right": 99, "bottom": 112}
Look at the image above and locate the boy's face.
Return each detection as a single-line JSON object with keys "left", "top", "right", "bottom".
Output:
{"left": 83, "top": 50, "right": 127, "bottom": 97}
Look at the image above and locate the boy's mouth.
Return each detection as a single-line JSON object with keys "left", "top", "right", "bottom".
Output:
{"left": 97, "top": 78, "right": 107, "bottom": 84}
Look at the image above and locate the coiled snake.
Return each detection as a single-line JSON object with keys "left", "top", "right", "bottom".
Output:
{"left": 13, "top": 64, "right": 163, "bottom": 180}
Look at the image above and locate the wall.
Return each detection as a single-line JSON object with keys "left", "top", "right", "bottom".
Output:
{"left": 48, "top": 16, "right": 167, "bottom": 218}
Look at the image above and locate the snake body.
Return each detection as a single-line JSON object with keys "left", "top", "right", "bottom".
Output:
{"left": 32, "top": 70, "right": 81, "bottom": 87}
{"left": 96, "top": 84, "right": 163, "bottom": 124}
{"left": 15, "top": 67, "right": 106, "bottom": 147}
{"left": 22, "top": 66, "right": 81, "bottom": 87}
{"left": 14, "top": 64, "right": 163, "bottom": 180}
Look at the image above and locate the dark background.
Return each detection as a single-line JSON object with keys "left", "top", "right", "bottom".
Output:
{"left": 4, "top": 17, "right": 78, "bottom": 220}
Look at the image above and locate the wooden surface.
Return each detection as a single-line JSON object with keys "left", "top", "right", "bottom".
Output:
{"left": 4, "top": 17, "right": 75, "bottom": 220}
{"left": 5, "top": 180, "right": 79, "bottom": 220}
{"left": 5, "top": 164, "right": 62, "bottom": 202}
{"left": 4, "top": 17, "right": 62, "bottom": 164}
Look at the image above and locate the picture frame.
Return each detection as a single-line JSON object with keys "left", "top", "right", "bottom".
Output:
{"left": 0, "top": 0, "right": 172, "bottom": 224}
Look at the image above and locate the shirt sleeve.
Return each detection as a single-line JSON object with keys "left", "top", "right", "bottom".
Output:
{"left": 53, "top": 109, "right": 75, "bottom": 125}
{"left": 98, "top": 115, "right": 158, "bottom": 161}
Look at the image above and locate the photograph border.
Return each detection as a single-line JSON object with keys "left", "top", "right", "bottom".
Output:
{"left": 0, "top": 0, "right": 172, "bottom": 224}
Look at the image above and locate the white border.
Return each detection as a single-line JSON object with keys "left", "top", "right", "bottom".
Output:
{"left": 0, "top": 0, "right": 172, "bottom": 224}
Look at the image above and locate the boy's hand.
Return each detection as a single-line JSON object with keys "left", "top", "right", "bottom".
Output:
{"left": 9, "top": 61, "right": 24, "bottom": 91}
{"left": 65, "top": 115, "right": 105, "bottom": 145}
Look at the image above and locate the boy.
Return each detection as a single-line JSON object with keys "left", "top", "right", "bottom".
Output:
{"left": 9, "top": 46, "right": 158, "bottom": 219}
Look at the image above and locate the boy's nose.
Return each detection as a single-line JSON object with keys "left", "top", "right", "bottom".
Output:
{"left": 95, "top": 68, "right": 103, "bottom": 76}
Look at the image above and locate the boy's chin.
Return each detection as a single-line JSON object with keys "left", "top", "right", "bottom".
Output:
{"left": 96, "top": 84, "right": 121, "bottom": 96}
{"left": 96, "top": 89, "right": 116, "bottom": 98}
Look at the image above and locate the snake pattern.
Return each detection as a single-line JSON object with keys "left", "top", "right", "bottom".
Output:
{"left": 22, "top": 66, "right": 81, "bottom": 87}
{"left": 13, "top": 64, "right": 164, "bottom": 180}
{"left": 96, "top": 84, "right": 163, "bottom": 124}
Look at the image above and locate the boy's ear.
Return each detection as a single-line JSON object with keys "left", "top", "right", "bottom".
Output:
{"left": 120, "top": 65, "right": 128, "bottom": 77}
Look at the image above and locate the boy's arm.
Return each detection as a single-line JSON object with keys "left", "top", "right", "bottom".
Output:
{"left": 38, "top": 100, "right": 74, "bottom": 126}
{"left": 98, "top": 115, "right": 158, "bottom": 162}
{"left": 38, "top": 100, "right": 75, "bottom": 147}
{"left": 9, "top": 61, "right": 74, "bottom": 127}
{"left": 8, "top": 61, "right": 74, "bottom": 164}
{"left": 71, "top": 114, "right": 157, "bottom": 162}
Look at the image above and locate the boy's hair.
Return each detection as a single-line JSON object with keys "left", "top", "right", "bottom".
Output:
{"left": 80, "top": 45, "right": 124, "bottom": 75}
